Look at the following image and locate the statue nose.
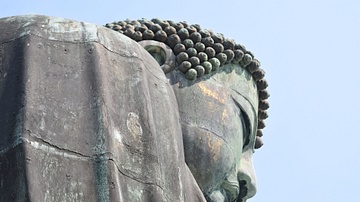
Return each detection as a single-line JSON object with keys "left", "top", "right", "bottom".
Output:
{"left": 237, "top": 149, "right": 257, "bottom": 201}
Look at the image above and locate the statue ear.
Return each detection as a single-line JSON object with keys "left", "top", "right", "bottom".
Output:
{"left": 138, "top": 40, "right": 176, "bottom": 74}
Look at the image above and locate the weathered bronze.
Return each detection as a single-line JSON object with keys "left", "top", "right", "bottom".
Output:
{"left": 0, "top": 15, "right": 269, "bottom": 202}
{"left": 105, "top": 18, "right": 269, "bottom": 147}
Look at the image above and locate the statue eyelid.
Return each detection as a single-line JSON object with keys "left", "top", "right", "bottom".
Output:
{"left": 240, "top": 108, "right": 251, "bottom": 150}
{"left": 231, "top": 95, "right": 257, "bottom": 152}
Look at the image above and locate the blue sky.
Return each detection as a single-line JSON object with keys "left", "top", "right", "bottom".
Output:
{"left": 2, "top": 0, "right": 359, "bottom": 201}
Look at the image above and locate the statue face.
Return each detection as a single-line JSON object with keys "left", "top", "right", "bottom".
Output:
{"left": 168, "top": 64, "right": 259, "bottom": 201}
{"left": 139, "top": 40, "right": 259, "bottom": 201}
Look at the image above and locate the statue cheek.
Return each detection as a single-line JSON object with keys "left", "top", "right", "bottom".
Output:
{"left": 181, "top": 124, "right": 236, "bottom": 193}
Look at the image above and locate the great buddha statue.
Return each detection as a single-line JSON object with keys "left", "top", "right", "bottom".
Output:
{"left": 0, "top": 15, "right": 269, "bottom": 202}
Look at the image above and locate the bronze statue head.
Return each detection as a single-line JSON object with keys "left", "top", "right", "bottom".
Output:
{"left": 106, "top": 18, "right": 270, "bottom": 201}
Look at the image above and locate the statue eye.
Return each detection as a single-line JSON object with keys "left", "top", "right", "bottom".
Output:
{"left": 239, "top": 108, "right": 251, "bottom": 150}
{"left": 231, "top": 96, "right": 254, "bottom": 151}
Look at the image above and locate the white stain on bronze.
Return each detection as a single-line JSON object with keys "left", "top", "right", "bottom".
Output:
{"left": 113, "top": 129, "right": 122, "bottom": 143}
{"left": 126, "top": 112, "right": 143, "bottom": 137}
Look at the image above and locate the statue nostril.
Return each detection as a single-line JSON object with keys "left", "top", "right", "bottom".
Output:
{"left": 238, "top": 180, "right": 248, "bottom": 201}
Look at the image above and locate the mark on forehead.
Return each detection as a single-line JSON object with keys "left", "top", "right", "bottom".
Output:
{"left": 197, "top": 83, "right": 225, "bottom": 104}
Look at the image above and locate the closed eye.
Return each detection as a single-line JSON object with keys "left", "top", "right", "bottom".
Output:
{"left": 231, "top": 96, "right": 252, "bottom": 150}
{"left": 239, "top": 108, "right": 251, "bottom": 150}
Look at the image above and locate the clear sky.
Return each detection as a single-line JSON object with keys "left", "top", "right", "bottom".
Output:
{"left": 2, "top": 0, "right": 359, "bottom": 201}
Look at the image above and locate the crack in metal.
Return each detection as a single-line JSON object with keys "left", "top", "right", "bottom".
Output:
{"left": 25, "top": 129, "right": 165, "bottom": 191}
{"left": 27, "top": 129, "right": 90, "bottom": 159}
{"left": 180, "top": 121, "right": 228, "bottom": 144}
{"left": 107, "top": 158, "right": 165, "bottom": 191}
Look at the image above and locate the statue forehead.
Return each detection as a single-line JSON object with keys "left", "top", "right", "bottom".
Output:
{"left": 207, "top": 63, "right": 259, "bottom": 111}
{"left": 171, "top": 62, "right": 259, "bottom": 113}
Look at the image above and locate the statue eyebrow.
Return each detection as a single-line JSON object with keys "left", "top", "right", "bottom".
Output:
{"left": 230, "top": 87, "right": 255, "bottom": 109}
